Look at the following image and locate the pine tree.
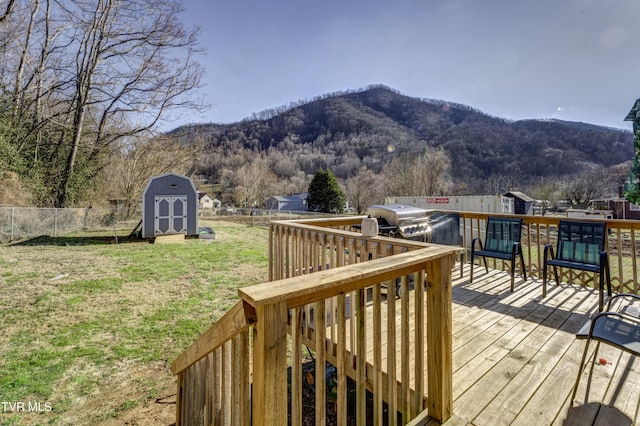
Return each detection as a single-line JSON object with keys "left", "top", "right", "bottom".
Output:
{"left": 623, "top": 99, "right": 640, "bottom": 204}
{"left": 307, "top": 169, "right": 346, "bottom": 213}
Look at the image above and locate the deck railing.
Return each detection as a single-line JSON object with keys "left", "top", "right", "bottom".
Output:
{"left": 455, "top": 212, "right": 640, "bottom": 294}
{"left": 171, "top": 211, "right": 639, "bottom": 425}
{"left": 172, "top": 217, "right": 460, "bottom": 425}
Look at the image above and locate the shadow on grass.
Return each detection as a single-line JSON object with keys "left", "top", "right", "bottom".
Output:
{"left": 10, "top": 234, "right": 145, "bottom": 246}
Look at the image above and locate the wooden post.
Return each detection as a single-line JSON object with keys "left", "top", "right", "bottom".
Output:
{"left": 426, "top": 255, "right": 453, "bottom": 423}
{"left": 252, "top": 301, "right": 288, "bottom": 425}
{"left": 175, "top": 372, "right": 183, "bottom": 426}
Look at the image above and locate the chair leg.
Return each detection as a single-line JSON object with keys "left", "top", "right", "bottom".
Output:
{"left": 599, "top": 270, "right": 604, "bottom": 312}
{"left": 470, "top": 253, "right": 474, "bottom": 283}
{"left": 510, "top": 259, "right": 515, "bottom": 292}
{"left": 543, "top": 261, "right": 548, "bottom": 298}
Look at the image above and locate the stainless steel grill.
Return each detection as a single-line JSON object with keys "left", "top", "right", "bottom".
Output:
{"left": 366, "top": 204, "right": 432, "bottom": 240}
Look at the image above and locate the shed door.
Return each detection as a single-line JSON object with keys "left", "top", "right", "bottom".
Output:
{"left": 154, "top": 196, "right": 188, "bottom": 236}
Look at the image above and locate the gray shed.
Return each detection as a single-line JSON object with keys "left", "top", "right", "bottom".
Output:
{"left": 142, "top": 173, "right": 198, "bottom": 239}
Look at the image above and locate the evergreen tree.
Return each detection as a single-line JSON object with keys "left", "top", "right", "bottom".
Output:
{"left": 623, "top": 99, "right": 640, "bottom": 204}
{"left": 307, "top": 169, "right": 346, "bottom": 213}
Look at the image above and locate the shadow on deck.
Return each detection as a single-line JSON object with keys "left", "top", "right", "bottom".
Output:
{"left": 310, "top": 263, "right": 639, "bottom": 426}
{"left": 428, "top": 264, "right": 639, "bottom": 426}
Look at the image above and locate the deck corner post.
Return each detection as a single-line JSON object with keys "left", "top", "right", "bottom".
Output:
{"left": 252, "top": 301, "right": 288, "bottom": 425}
{"left": 426, "top": 255, "right": 453, "bottom": 423}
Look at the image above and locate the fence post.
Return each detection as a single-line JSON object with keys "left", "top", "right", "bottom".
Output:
{"left": 11, "top": 207, "right": 15, "bottom": 241}
{"left": 54, "top": 208, "right": 58, "bottom": 237}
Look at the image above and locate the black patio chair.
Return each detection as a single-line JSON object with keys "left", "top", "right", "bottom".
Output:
{"left": 542, "top": 220, "right": 611, "bottom": 311}
{"left": 572, "top": 293, "right": 640, "bottom": 403}
{"left": 470, "top": 216, "right": 526, "bottom": 291}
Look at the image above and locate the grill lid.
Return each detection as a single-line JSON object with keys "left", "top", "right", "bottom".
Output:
{"left": 367, "top": 204, "right": 431, "bottom": 239}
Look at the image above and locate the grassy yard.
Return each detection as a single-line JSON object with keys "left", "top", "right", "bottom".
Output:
{"left": 0, "top": 220, "right": 269, "bottom": 426}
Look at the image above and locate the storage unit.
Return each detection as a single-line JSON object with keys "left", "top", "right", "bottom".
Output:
{"left": 142, "top": 173, "right": 198, "bottom": 239}
{"left": 386, "top": 195, "right": 513, "bottom": 214}
{"left": 503, "top": 191, "right": 535, "bottom": 215}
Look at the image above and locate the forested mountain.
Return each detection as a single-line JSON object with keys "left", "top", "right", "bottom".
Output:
{"left": 173, "top": 85, "right": 633, "bottom": 192}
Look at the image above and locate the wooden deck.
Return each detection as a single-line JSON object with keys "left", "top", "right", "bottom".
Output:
{"left": 323, "top": 264, "right": 640, "bottom": 425}
{"left": 441, "top": 265, "right": 640, "bottom": 426}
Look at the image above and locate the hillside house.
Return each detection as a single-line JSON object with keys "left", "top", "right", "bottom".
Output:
{"left": 590, "top": 197, "right": 640, "bottom": 220}
{"left": 198, "top": 191, "right": 220, "bottom": 210}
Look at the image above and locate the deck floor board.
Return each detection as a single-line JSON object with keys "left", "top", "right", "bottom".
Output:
{"left": 315, "top": 263, "right": 640, "bottom": 425}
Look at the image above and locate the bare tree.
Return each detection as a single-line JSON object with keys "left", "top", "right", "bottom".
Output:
{"left": 0, "top": 0, "right": 16, "bottom": 23}
{"left": 382, "top": 147, "right": 452, "bottom": 197}
{"left": 52, "top": 0, "right": 205, "bottom": 207}
{"left": 231, "top": 158, "right": 277, "bottom": 210}
{"left": 345, "top": 167, "right": 384, "bottom": 213}
{"left": 106, "top": 135, "right": 204, "bottom": 217}
{"left": 562, "top": 166, "right": 613, "bottom": 209}
{"left": 0, "top": 0, "right": 205, "bottom": 207}
{"left": 530, "top": 178, "right": 560, "bottom": 215}
{"left": 382, "top": 155, "right": 414, "bottom": 197}
{"left": 412, "top": 147, "right": 452, "bottom": 196}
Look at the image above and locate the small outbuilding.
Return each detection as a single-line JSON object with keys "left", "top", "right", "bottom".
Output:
{"left": 503, "top": 191, "right": 535, "bottom": 215}
{"left": 142, "top": 173, "right": 198, "bottom": 239}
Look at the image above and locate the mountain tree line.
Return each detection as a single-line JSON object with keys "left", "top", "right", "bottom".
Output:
{"left": 181, "top": 86, "right": 632, "bottom": 213}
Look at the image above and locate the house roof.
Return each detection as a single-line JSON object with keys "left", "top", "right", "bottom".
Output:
{"left": 504, "top": 191, "right": 535, "bottom": 202}
{"left": 270, "top": 192, "right": 308, "bottom": 202}
{"left": 591, "top": 197, "right": 628, "bottom": 203}
{"left": 198, "top": 191, "right": 208, "bottom": 200}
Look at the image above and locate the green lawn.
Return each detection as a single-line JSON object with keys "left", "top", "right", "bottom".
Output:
{"left": 0, "top": 220, "right": 269, "bottom": 426}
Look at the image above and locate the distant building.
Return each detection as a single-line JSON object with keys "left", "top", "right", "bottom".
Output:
{"left": 198, "top": 191, "right": 220, "bottom": 210}
{"left": 503, "top": 191, "right": 535, "bottom": 215}
{"left": 386, "top": 195, "right": 513, "bottom": 214}
{"left": 590, "top": 197, "right": 640, "bottom": 220}
{"left": 266, "top": 192, "right": 308, "bottom": 212}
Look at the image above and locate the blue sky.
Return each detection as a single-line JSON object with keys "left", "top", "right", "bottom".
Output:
{"left": 177, "top": 0, "right": 640, "bottom": 130}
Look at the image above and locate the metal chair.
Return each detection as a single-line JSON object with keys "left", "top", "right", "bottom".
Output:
{"left": 543, "top": 220, "right": 611, "bottom": 311}
{"left": 470, "top": 216, "right": 526, "bottom": 291}
{"left": 572, "top": 294, "right": 640, "bottom": 403}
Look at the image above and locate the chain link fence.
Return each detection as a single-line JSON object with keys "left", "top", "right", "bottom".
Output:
{"left": 0, "top": 207, "right": 353, "bottom": 243}
{"left": 0, "top": 207, "right": 141, "bottom": 243}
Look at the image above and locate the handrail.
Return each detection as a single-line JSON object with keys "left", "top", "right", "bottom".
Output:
{"left": 240, "top": 245, "right": 455, "bottom": 308}
{"left": 171, "top": 301, "right": 250, "bottom": 375}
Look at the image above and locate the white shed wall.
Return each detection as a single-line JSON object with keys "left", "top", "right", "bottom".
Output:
{"left": 385, "top": 195, "right": 514, "bottom": 214}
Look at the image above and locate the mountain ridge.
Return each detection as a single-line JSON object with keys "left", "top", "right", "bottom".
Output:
{"left": 173, "top": 85, "right": 633, "bottom": 190}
